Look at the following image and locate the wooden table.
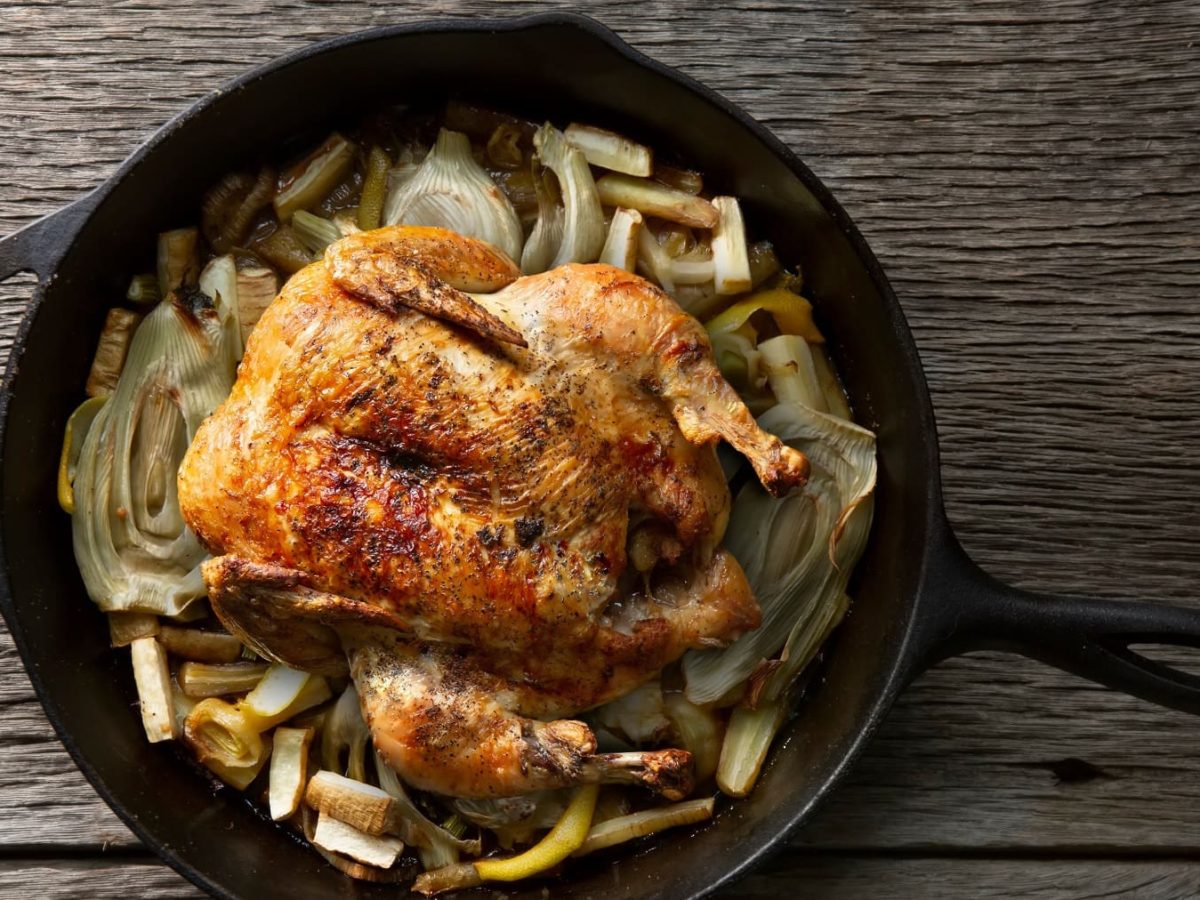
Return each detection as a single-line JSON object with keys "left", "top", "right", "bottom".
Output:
{"left": 2, "top": 1, "right": 1198, "bottom": 896}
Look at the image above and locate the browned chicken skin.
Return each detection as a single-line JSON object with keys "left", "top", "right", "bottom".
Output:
{"left": 178, "top": 226, "right": 807, "bottom": 798}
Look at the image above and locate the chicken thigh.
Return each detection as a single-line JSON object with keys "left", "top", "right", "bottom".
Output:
{"left": 178, "top": 226, "right": 808, "bottom": 798}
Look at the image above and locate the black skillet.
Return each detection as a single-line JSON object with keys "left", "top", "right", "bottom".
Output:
{"left": 1, "top": 13, "right": 1199, "bottom": 900}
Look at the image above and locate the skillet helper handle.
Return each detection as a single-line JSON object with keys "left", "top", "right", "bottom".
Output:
{"left": 0, "top": 192, "right": 98, "bottom": 281}
{"left": 918, "top": 528, "right": 1200, "bottom": 714}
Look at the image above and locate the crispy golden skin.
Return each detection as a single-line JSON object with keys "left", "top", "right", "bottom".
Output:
{"left": 178, "top": 226, "right": 806, "bottom": 797}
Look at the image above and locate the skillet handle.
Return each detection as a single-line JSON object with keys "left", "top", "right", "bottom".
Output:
{"left": 915, "top": 525, "right": 1200, "bottom": 714}
{"left": 0, "top": 191, "right": 99, "bottom": 282}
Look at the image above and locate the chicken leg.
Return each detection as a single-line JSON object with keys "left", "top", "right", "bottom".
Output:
{"left": 349, "top": 632, "right": 692, "bottom": 799}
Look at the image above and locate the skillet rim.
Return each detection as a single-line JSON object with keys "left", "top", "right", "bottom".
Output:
{"left": 0, "top": 11, "right": 946, "bottom": 898}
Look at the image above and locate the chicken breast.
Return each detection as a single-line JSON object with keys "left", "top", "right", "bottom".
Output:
{"left": 178, "top": 226, "right": 807, "bottom": 798}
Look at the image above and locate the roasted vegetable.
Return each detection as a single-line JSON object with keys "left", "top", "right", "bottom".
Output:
{"left": 291, "top": 210, "right": 342, "bottom": 255}
{"left": 156, "top": 227, "right": 200, "bottom": 297}
{"left": 710, "top": 196, "right": 752, "bottom": 295}
{"left": 107, "top": 610, "right": 159, "bottom": 648}
{"left": 202, "top": 168, "right": 275, "bottom": 253}
{"left": 269, "top": 726, "right": 314, "bottom": 820}
{"left": 529, "top": 123, "right": 606, "bottom": 269}
{"left": 275, "top": 134, "right": 357, "bottom": 222}
{"left": 470, "top": 785, "right": 598, "bottom": 885}
{"left": 125, "top": 273, "right": 160, "bottom": 306}
{"left": 130, "top": 636, "right": 176, "bottom": 743}
{"left": 356, "top": 145, "right": 392, "bottom": 231}
{"left": 57, "top": 395, "right": 107, "bottom": 514}
{"left": 85, "top": 308, "right": 141, "bottom": 398}
{"left": 72, "top": 276, "right": 239, "bottom": 617}
{"left": 178, "top": 661, "right": 268, "bottom": 698}
{"left": 564, "top": 123, "right": 652, "bottom": 176}
{"left": 598, "top": 207, "right": 642, "bottom": 271}
{"left": 573, "top": 796, "right": 714, "bottom": 856}
{"left": 253, "top": 225, "right": 312, "bottom": 274}
{"left": 158, "top": 626, "right": 243, "bottom": 663}
{"left": 383, "top": 129, "right": 523, "bottom": 262}
{"left": 595, "top": 173, "right": 718, "bottom": 229}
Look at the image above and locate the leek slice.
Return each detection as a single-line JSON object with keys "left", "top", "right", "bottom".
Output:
{"left": 682, "top": 397, "right": 877, "bottom": 705}
{"left": 383, "top": 129, "right": 523, "bottom": 262}
{"left": 760, "top": 335, "right": 826, "bottom": 412}
{"left": 715, "top": 700, "right": 785, "bottom": 797}
{"left": 71, "top": 275, "right": 239, "bottom": 617}
{"left": 530, "top": 123, "right": 606, "bottom": 269}
{"left": 564, "top": 123, "right": 653, "bottom": 177}
{"left": 595, "top": 173, "right": 718, "bottom": 229}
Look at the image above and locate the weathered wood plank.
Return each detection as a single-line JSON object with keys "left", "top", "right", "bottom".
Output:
{"left": 4, "top": 856, "right": 1200, "bottom": 900}
{"left": 1, "top": 0, "right": 1199, "bottom": 897}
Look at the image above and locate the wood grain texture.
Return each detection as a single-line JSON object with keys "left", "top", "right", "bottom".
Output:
{"left": 1, "top": 0, "right": 1198, "bottom": 897}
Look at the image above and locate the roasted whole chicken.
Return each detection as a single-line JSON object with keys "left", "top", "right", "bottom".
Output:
{"left": 177, "top": 226, "right": 808, "bottom": 799}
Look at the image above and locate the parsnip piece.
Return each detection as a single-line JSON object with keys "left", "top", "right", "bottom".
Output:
{"left": 130, "top": 637, "right": 176, "bottom": 743}
{"left": 595, "top": 174, "right": 718, "bottom": 229}
{"left": 305, "top": 770, "right": 399, "bottom": 836}
{"left": 711, "top": 196, "right": 752, "bottom": 295}
{"left": 565, "top": 124, "right": 653, "bottom": 177}
{"left": 245, "top": 664, "right": 311, "bottom": 718}
{"left": 313, "top": 810, "right": 404, "bottom": 868}
{"left": 270, "top": 727, "right": 315, "bottom": 821}
{"left": 599, "top": 208, "right": 642, "bottom": 271}
{"left": 178, "top": 661, "right": 268, "bottom": 698}
{"left": 108, "top": 611, "right": 159, "bottom": 648}
{"left": 156, "top": 227, "right": 200, "bottom": 297}
{"left": 85, "top": 308, "right": 141, "bottom": 398}
{"left": 159, "top": 626, "right": 242, "bottom": 663}
{"left": 235, "top": 266, "right": 278, "bottom": 345}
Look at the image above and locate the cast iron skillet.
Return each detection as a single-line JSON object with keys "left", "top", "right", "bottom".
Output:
{"left": 1, "top": 13, "right": 1199, "bottom": 900}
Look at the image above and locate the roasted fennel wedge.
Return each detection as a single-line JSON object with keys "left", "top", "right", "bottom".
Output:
{"left": 71, "top": 269, "right": 240, "bottom": 616}
{"left": 682, "top": 397, "right": 877, "bottom": 705}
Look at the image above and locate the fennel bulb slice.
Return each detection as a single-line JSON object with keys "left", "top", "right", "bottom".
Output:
{"left": 526, "top": 123, "right": 605, "bottom": 271}
{"left": 72, "top": 279, "right": 239, "bottom": 617}
{"left": 383, "top": 129, "right": 523, "bottom": 263}
{"left": 683, "top": 399, "right": 877, "bottom": 705}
